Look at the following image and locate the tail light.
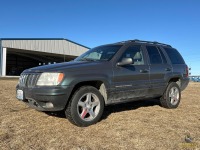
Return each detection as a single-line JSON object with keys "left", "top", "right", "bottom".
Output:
{"left": 186, "top": 66, "right": 189, "bottom": 77}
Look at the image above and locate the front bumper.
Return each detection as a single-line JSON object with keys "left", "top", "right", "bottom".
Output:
{"left": 16, "top": 85, "right": 73, "bottom": 111}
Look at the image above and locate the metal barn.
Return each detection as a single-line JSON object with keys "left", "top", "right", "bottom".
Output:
{"left": 0, "top": 38, "right": 89, "bottom": 76}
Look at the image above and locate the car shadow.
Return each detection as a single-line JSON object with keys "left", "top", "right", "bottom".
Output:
{"left": 102, "top": 99, "right": 160, "bottom": 120}
{"left": 44, "top": 99, "right": 160, "bottom": 120}
{"left": 44, "top": 111, "right": 66, "bottom": 118}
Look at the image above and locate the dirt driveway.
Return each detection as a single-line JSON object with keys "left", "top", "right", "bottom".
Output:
{"left": 0, "top": 79, "right": 199, "bottom": 150}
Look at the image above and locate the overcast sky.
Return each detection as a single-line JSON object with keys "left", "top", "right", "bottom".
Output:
{"left": 0, "top": 0, "right": 200, "bottom": 75}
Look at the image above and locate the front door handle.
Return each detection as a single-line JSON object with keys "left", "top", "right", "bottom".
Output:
{"left": 140, "top": 69, "right": 149, "bottom": 73}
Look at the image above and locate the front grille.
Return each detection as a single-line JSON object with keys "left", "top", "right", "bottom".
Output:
{"left": 19, "top": 73, "right": 41, "bottom": 87}
{"left": 19, "top": 74, "right": 28, "bottom": 87}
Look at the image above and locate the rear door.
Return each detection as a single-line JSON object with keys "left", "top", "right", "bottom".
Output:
{"left": 145, "top": 45, "right": 172, "bottom": 97}
{"left": 111, "top": 44, "right": 150, "bottom": 102}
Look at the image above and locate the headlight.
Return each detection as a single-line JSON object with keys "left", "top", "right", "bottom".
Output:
{"left": 36, "top": 73, "right": 64, "bottom": 86}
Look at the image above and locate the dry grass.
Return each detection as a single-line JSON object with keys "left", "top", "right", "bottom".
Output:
{"left": 0, "top": 79, "right": 199, "bottom": 150}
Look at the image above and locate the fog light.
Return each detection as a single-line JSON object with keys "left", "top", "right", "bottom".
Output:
{"left": 45, "top": 102, "right": 54, "bottom": 108}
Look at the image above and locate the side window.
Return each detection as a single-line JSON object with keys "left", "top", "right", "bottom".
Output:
{"left": 86, "top": 52, "right": 102, "bottom": 59}
{"left": 157, "top": 47, "right": 167, "bottom": 64}
{"left": 164, "top": 48, "right": 185, "bottom": 64}
{"left": 146, "top": 46, "right": 162, "bottom": 64}
{"left": 120, "top": 45, "right": 144, "bottom": 65}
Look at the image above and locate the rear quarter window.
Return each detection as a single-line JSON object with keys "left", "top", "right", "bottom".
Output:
{"left": 164, "top": 48, "right": 185, "bottom": 64}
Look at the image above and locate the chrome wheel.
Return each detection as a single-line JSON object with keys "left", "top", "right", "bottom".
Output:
{"left": 169, "top": 87, "right": 180, "bottom": 105}
{"left": 77, "top": 93, "right": 100, "bottom": 121}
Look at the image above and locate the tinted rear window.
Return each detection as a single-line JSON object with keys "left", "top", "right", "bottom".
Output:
{"left": 146, "top": 46, "right": 162, "bottom": 64}
{"left": 157, "top": 47, "right": 167, "bottom": 64}
{"left": 164, "top": 48, "right": 185, "bottom": 64}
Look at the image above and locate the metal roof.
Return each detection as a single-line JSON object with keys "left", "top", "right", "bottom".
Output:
{"left": 0, "top": 38, "right": 90, "bottom": 49}
{"left": 0, "top": 38, "right": 90, "bottom": 56}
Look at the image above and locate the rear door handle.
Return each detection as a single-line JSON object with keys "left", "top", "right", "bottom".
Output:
{"left": 165, "top": 68, "right": 171, "bottom": 71}
{"left": 140, "top": 69, "right": 149, "bottom": 73}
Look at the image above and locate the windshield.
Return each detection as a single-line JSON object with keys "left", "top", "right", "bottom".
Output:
{"left": 75, "top": 45, "right": 122, "bottom": 61}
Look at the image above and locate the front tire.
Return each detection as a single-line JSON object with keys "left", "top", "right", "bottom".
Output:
{"left": 160, "top": 82, "right": 181, "bottom": 109}
{"left": 65, "top": 86, "right": 104, "bottom": 127}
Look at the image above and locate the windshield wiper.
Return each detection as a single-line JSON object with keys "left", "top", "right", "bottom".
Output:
{"left": 79, "top": 58, "right": 97, "bottom": 61}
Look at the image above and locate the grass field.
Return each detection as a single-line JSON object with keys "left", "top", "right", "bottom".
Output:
{"left": 0, "top": 79, "right": 199, "bottom": 150}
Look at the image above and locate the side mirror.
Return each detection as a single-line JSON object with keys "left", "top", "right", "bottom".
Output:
{"left": 117, "top": 58, "right": 133, "bottom": 66}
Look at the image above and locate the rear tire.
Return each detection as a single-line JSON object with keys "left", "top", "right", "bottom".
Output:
{"left": 160, "top": 82, "right": 181, "bottom": 109}
{"left": 65, "top": 86, "right": 104, "bottom": 127}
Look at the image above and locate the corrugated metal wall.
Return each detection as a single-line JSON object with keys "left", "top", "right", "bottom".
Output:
{"left": 2, "top": 39, "right": 89, "bottom": 56}
{"left": 0, "top": 40, "right": 2, "bottom": 75}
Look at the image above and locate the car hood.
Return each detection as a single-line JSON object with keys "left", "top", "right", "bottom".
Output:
{"left": 23, "top": 61, "right": 108, "bottom": 73}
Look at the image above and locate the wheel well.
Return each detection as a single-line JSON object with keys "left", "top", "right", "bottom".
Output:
{"left": 73, "top": 81, "right": 103, "bottom": 91}
{"left": 169, "top": 78, "right": 181, "bottom": 87}
{"left": 67, "top": 81, "right": 107, "bottom": 106}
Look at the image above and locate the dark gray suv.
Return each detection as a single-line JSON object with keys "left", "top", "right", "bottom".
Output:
{"left": 16, "top": 40, "right": 189, "bottom": 126}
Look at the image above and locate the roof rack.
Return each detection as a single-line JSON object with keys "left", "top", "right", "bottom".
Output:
{"left": 130, "top": 39, "right": 172, "bottom": 47}
{"left": 117, "top": 39, "right": 171, "bottom": 47}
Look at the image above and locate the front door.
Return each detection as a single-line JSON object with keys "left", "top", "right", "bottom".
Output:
{"left": 111, "top": 44, "right": 150, "bottom": 102}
